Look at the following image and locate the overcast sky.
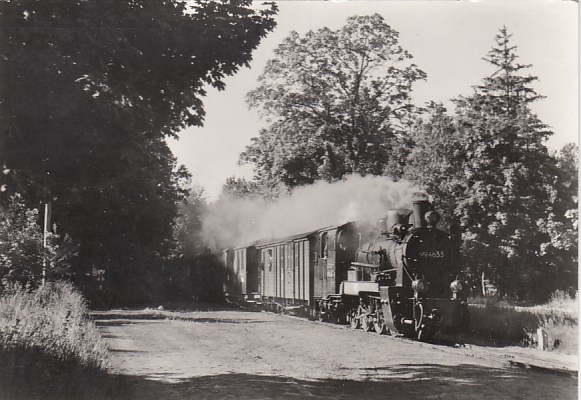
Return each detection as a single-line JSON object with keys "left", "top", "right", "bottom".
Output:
{"left": 167, "top": 0, "right": 578, "bottom": 201}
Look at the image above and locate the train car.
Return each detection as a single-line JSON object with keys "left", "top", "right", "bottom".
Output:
{"left": 317, "top": 192, "right": 469, "bottom": 340}
{"left": 257, "top": 231, "right": 317, "bottom": 308}
{"left": 222, "top": 244, "right": 260, "bottom": 303}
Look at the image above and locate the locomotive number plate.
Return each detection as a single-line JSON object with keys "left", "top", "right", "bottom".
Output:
{"left": 419, "top": 250, "right": 445, "bottom": 258}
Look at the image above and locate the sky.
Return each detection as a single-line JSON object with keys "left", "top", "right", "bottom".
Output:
{"left": 167, "top": 0, "right": 579, "bottom": 201}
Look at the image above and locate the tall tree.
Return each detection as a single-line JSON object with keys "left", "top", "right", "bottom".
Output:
{"left": 407, "top": 27, "right": 571, "bottom": 301}
{"left": 404, "top": 102, "right": 465, "bottom": 219}
{"left": 0, "top": 0, "right": 277, "bottom": 298}
{"left": 404, "top": 28, "right": 577, "bottom": 300}
{"left": 536, "top": 143, "right": 578, "bottom": 292}
{"left": 243, "top": 14, "right": 425, "bottom": 188}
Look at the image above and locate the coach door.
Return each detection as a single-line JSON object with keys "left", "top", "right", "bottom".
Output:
{"left": 285, "top": 242, "right": 294, "bottom": 301}
{"left": 325, "top": 230, "right": 337, "bottom": 294}
{"left": 317, "top": 231, "right": 336, "bottom": 297}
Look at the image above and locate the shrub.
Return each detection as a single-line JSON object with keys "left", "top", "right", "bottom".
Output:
{"left": 466, "top": 303, "right": 539, "bottom": 345}
{"left": 0, "top": 195, "right": 77, "bottom": 288}
{"left": 533, "top": 290, "right": 578, "bottom": 353}
{"left": 0, "top": 281, "right": 108, "bottom": 368}
{"left": 465, "top": 290, "right": 578, "bottom": 350}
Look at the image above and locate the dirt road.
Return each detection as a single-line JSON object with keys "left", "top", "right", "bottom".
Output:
{"left": 93, "top": 308, "right": 577, "bottom": 400}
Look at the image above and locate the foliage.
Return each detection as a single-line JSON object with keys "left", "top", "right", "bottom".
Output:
{"left": 452, "top": 29, "right": 567, "bottom": 300}
{"left": 536, "top": 143, "right": 578, "bottom": 290}
{"left": 465, "top": 304, "right": 539, "bottom": 346}
{"left": 0, "top": 195, "right": 76, "bottom": 287}
{"left": 173, "top": 186, "right": 209, "bottom": 259}
{"left": 0, "top": 0, "right": 277, "bottom": 299}
{"left": 222, "top": 175, "right": 288, "bottom": 200}
{"left": 404, "top": 102, "right": 465, "bottom": 219}
{"left": 533, "top": 290, "right": 578, "bottom": 353}
{"left": 406, "top": 27, "right": 577, "bottom": 301}
{"left": 243, "top": 14, "right": 425, "bottom": 188}
{"left": 0, "top": 281, "right": 108, "bottom": 368}
{"left": 467, "top": 290, "right": 578, "bottom": 351}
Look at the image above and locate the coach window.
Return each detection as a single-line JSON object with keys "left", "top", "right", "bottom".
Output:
{"left": 267, "top": 249, "right": 273, "bottom": 271}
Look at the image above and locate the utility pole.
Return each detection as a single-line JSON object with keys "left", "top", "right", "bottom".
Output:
{"left": 42, "top": 202, "right": 51, "bottom": 285}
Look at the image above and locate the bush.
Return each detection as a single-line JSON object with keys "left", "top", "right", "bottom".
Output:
{"left": 466, "top": 303, "right": 539, "bottom": 345}
{"left": 0, "top": 281, "right": 108, "bottom": 368}
{"left": 0, "top": 195, "right": 77, "bottom": 288}
{"left": 533, "top": 290, "right": 578, "bottom": 353}
{"left": 465, "top": 290, "right": 578, "bottom": 350}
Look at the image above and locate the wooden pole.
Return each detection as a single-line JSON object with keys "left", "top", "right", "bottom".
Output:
{"left": 42, "top": 202, "right": 51, "bottom": 285}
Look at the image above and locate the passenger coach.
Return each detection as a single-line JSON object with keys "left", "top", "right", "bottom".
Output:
{"left": 222, "top": 244, "right": 260, "bottom": 303}
{"left": 257, "top": 231, "right": 316, "bottom": 308}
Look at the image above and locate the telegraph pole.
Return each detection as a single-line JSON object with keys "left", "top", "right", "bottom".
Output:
{"left": 42, "top": 202, "right": 51, "bottom": 285}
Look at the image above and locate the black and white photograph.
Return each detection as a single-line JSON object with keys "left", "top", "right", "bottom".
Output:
{"left": 0, "top": 1, "right": 578, "bottom": 399}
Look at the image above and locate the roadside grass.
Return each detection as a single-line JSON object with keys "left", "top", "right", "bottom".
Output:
{"left": 466, "top": 290, "right": 578, "bottom": 352}
{"left": 0, "top": 281, "right": 111, "bottom": 399}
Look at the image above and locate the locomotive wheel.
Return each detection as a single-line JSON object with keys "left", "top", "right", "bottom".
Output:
{"left": 416, "top": 327, "right": 432, "bottom": 342}
{"left": 361, "top": 315, "right": 374, "bottom": 332}
{"left": 310, "top": 308, "right": 318, "bottom": 321}
{"left": 373, "top": 308, "right": 386, "bottom": 335}
{"left": 417, "top": 329, "right": 425, "bottom": 341}
{"left": 349, "top": 309, "right": 360, "bottom": 330}
{"left": 374, "top": 320, "right": 386, "bottom": 335}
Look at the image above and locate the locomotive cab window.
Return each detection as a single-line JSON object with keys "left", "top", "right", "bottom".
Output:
{"left": 320, "top": 232, "right": 328, "bottom": 258}
{"left": 328, "top": 234, "right": 335, "bottom": 252}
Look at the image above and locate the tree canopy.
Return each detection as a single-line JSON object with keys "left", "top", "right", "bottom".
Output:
{"left": 405, "top": 27, "right": 577, "bottom": 300}
{"left": 0, "top": 0, "right": 277, "bottom": 299}
{"left": 242, "top": 14, "right": 425, "bottom": 188}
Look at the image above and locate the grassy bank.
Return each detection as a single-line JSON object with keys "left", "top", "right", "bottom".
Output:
{"left": 0, "top": 281, "right": 110, "bottom": 399}
{"left": 465, "top": 291, "right": 578, "bottom": 353}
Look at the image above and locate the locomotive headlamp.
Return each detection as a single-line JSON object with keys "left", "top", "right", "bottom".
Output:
{"left": 450, "top": 280, "right": 463, "bottom": 293}
{"left": 425, "top": 211, "right": 441, "bottom": 226}
{"left": 412, "top": 279, "right": 426, "bottom": 293}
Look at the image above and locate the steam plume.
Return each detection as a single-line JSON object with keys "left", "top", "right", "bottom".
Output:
{"left": 201, "top": 175, "right": 419, "bottom": 250}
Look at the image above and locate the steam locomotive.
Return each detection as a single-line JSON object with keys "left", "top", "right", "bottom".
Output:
{"left": 222, "top": 192, "right": 469, "bottom": 340}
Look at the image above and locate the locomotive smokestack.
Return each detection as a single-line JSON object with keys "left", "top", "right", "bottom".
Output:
{"left": 412, "top": 192, "right": 430, "bottom": 227}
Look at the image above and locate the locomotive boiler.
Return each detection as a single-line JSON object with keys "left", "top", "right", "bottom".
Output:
{"left": 318, "top": 192, "right": 469, "bottom": 340}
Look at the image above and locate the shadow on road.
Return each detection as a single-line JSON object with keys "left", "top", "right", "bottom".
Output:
{"left": 116, "top": 365, "right": 578, "bottom": 400}
{"left": 4, "top": 362, "right": 575, "bottom": 400}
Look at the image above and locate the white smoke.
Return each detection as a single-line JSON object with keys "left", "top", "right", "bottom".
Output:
{"left": 201, "top": 175, "right": 420, "bottom": 250}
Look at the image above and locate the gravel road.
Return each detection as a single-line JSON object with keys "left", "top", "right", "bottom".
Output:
{"left": 93, "top": 308, "right": 577, "bottom": 400}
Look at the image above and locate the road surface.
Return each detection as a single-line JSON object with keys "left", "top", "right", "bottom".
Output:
{"left": 93, "top": 308, "right": 577, "bottom": 400}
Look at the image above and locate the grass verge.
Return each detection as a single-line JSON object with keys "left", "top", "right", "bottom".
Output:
{"left": 465, "top": 291, "right": 578, "bottom": 353}
{"left": 0, "top": 281, "right": 111, "bottom": 399}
